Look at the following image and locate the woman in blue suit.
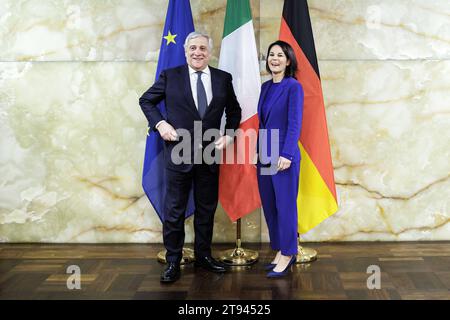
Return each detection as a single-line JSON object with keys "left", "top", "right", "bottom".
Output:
{"left": 257, "top": 40, "right": 303, "bottom": 278}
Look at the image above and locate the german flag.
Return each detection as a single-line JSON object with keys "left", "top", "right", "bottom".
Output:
{"left": 279, "top": 0, "right": 338, "bottom": 234}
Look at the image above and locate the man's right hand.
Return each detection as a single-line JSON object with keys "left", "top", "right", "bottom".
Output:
{"left": 156, "top": 121, "right": 178, "bottom": 141}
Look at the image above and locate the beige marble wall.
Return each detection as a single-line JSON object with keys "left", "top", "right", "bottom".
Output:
{"left": 0, "top": 0, "right": 449, "bottom": 242}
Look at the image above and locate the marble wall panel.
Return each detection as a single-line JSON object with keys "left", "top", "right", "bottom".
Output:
{"left": 0, "top": 61, "right": 260, "bottom": 242}
{"left": 0, "top": 0, "right": 261, "bottom": 64}
{"left": 303, "top": 59, "right": 450, "bottom": 241}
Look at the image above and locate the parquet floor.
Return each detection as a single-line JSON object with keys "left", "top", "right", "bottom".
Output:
{"left": 1, "top": 242, "right": 450, "bottom": 300}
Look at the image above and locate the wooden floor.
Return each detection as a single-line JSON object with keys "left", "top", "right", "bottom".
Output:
{"left": 1, "top": 242, "right": 450, "bottom": 300}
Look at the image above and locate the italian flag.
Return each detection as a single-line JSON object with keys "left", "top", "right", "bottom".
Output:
{"left": 218, "top": 0, "right": 261, "bottom": 221}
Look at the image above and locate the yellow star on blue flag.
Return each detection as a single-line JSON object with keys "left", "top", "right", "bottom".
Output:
{"left": 163, "top": 31, "right": 177, "bottom": 45}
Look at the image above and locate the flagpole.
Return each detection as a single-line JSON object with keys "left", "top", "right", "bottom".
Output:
{"left": 218, "top": 218, "right": 259, "bottom": 266}
{"left": 296, "top": 233, "right": 317, "bottom": 263}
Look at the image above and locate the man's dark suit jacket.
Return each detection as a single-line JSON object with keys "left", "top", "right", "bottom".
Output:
{"left": 139, "top": 64, "right": 242, "bottom": 172}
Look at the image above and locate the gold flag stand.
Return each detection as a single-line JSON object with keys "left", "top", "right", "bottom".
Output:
{"left": 218, "top": 218, "right": 259, "bottom": 266}
{"left": 296, "top": 235, "right": 317, "bottom": 263}
{"left": 157, "top": 248, "right": 195, "bottom": 265}
{"left": 156, "top": 231, "right": 316, "bottom": 265}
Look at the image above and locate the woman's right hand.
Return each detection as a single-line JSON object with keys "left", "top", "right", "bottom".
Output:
{"left": 277, "top": 156, "right": 291, "bottom": 171}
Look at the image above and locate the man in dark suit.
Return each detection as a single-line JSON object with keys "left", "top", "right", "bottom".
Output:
{"left": 139, "top": 32, "right": 241, "bottom": 283}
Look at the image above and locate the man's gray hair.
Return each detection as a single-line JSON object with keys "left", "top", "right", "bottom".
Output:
{"left": 184, "top": 31, "right": 213, "bottom": 51}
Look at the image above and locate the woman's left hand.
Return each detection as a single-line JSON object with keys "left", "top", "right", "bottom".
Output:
{"left": 277, "top": 156, "right": 291, "bottom": 171}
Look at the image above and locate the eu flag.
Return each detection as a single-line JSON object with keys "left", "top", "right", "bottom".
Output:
{"left": 142, "top": 0, "right": 195, "bottom": 222}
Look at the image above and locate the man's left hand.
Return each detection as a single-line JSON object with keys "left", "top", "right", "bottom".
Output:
{"left": 214, "top": 135, "right": 233, "bottom": 150}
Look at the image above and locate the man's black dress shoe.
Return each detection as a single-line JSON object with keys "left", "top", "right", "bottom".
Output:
{"left": 160, "top": 262, "right": 181, "bottom": 283}
{"left": 194, "top": 256, "right": 228, "bottom": 273}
